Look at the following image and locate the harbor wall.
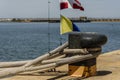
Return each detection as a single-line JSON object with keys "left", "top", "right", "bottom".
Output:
{"left": 0, "top": 17, "right": 120, "bottom": 22}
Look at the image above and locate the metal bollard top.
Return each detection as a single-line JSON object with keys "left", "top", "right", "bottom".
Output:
{"left": 69, "top": 32, "right": 107, "bottom": 48}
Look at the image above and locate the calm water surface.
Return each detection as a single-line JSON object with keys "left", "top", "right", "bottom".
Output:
{"left": 0, "top": 22, "right": 120, "bottom": 61}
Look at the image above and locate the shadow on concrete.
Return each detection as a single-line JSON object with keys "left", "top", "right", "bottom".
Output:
{"left": 96, "top": 70, "right": 112, "bottom": 76}
{"left": 47, "top": 74, "right": 67, "bottom": 80}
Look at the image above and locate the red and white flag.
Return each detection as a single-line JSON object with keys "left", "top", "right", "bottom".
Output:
{"left": 60, "top": 0, "right": 72, "bottom": 9}
{"left": 60, "top": 0, "right": 84, "bottom": 11}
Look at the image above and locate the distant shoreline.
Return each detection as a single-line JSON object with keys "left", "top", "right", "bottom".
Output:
{"left": 0, "top": 17, "right": 120, "bottom": 22}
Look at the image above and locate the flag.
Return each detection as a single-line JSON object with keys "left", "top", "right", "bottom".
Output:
{"left": 72, "top": 22, "right": 80, "bottom": 31}
{"left": 70, "top": 0, "right": 84, "bottom": 11}
{"left": 60, "top": 0, "right": 72, "bottom": 9}
{"left": 60, "top": 15, "right": 73, "bottom": 34}
{"left": 60, "top": 0, "right": 84, "bottom": 11}
{"left": 60, "top": 15, "right": 80, "bottom": 34}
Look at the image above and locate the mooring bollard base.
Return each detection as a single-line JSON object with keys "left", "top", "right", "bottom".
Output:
{"left": 69, "top": 65, "right": 85, "bottom": 77}
{"left": 68, "top": 58, "right": 96, "bottom": 77}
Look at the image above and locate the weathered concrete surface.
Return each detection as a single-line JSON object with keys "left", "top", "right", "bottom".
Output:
{"left": 1, "top": 50, "right": 120, "bottom": 80}
{"left": 83, "top": 50, "right": 120, "bottom": 80}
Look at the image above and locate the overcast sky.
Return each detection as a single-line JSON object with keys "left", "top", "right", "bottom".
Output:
{"left": 0, "top": 0, "right": 120, "bottom": 18}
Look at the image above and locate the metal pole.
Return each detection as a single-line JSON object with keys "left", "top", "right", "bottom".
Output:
{"left": 48, "top": 0, "right": 51, "bottom": 52}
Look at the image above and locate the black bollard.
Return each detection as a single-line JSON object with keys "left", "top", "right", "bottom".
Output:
{"left": 68, "top": 32, "right": 107, "bottom": 77}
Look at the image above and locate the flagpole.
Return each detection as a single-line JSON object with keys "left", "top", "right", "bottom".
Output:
{"left": 59, "top": 0, "right": 63, "bottom": 45}
{"left": 48, "top": 0, "right": 51, "bottom": 52}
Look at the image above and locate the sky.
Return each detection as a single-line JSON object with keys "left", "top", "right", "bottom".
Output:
{"left": 0, "top": 0, "right": 120, "bottom": 18}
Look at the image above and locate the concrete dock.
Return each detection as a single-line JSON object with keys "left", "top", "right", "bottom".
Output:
{"left": 2, "top": 50, "right": 120, "bottom": 80}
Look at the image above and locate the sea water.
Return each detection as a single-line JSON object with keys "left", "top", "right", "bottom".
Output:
{"left": 0, "top": 22, "right": 120, "bottom": 61}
